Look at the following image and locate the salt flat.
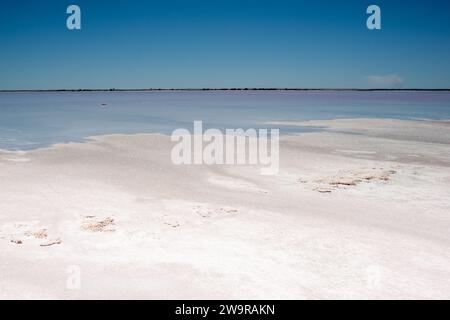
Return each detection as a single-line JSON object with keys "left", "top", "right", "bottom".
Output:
{"left": 0, "top": 119, "right": 449, "bottom": 299}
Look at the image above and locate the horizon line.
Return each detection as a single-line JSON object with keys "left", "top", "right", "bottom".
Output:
{"left": 1, "top": 88, "right": 450, "bottom": 93}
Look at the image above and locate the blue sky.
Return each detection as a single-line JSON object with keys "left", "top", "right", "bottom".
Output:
{"left": 1, "top": 0, "right": 450, "bottom": 89}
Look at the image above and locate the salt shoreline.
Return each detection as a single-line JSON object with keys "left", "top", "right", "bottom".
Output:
{"left": 1, "top": 118, "right": 449, "bottom": 299}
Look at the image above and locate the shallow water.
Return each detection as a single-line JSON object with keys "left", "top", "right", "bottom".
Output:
{"left": 0, "top": 91, "right": 449, "bottom": 150}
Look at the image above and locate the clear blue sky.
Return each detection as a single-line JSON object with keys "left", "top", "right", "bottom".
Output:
{"left": 1, "top": 0, "right": 450, "bottom": 89}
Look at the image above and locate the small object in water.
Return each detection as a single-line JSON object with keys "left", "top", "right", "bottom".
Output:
{"left": 330, "top": 178, "right": 360, "bottom": 186}
{"left": 28, "top": 229, "right": 48, "bottom": 239}
{"left": 40, "top": 238, "right": 62, "bottom": 247}
{"left": 81, "top": 217, "right": 115, "bottom": 232}
{"left": 314, "top": 187, "right": 333, "bottom": 193}
{"left": 11, "top": 239, "right": 23, "bottom": 245}
{"left": 164, "top": 221, "right": 180, "bottom": 228}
